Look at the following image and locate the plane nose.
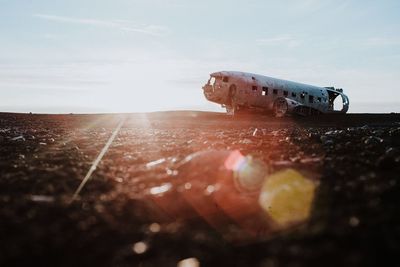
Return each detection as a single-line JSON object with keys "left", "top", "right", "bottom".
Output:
{"left": 203, "top": 84, "right": 212, "bottom": 93}
{"left": 203, "top": 85, "right": 214, "bottom": 100}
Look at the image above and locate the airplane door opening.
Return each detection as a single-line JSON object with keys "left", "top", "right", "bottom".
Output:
{"left": 334, "top": 96, "right": 344, "bottom": 111}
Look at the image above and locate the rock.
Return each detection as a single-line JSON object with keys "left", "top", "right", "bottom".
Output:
{"left": 344, "top": 141, "right": 353, "bottom": 149}
{"left": 372, "top": 129, "right": 384, "bottom": 136}
{"left": 300, "top": 157, "right": 323, "bottom": 164}
{"left": 320, "top": 136, "right": 334, "bottom": 146}
{"left": 178, "top": 258, "right": 200, "bottom": 267}
{"left": 377, "top": 147, "right": 400, "bottom": 169}
{"left": 239, "top": 139, "right": 253, "bottom": 144}
{"left": 11, "top": 135, "right": 25, "bottom": 141}
{"left": 389, "top": 127, "right": 400, "bottom": 136}
{"left": 363, "top": 136, "right": 384, "bottom": 146}
{"left": 146, "top": 158, "right": 166, "bottom": 168}
{"left": 30, "top": 195, "right": 55, "bottom": 203}
{"left": 308, "top": 132, "right": 320, "bottom": 141}
{"left": 325, "top": 130, "right": 343, "bottom": 136}
{"left": 252, "top": 128, "right": 258, "bottom": 136}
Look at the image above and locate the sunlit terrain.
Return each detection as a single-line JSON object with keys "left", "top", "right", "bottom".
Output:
{"left": 1, "top": 111, "right": 399, "bottom": 266}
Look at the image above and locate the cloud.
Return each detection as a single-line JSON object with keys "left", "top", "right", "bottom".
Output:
{"left": 256, "top": 35, "right": 302, "bottom": 48}
{"left": 33, "top": 14, "right": 170, "bottom": 36}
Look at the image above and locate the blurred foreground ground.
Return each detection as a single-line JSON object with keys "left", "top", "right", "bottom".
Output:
{"left": 1, "top": 111, "right": 400, "bottom": 267}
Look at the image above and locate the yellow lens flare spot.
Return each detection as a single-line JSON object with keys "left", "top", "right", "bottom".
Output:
{"left": 259, "top": 169, "right": 316, "bottom": 226}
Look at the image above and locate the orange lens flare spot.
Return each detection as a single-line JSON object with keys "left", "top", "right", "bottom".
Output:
{"left": 259, "top": 169, "right": 316, "bottom": 226}
{"left": 224, "top": 150, "right": 245, "bottom": 171}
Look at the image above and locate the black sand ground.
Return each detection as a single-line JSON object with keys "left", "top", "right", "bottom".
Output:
{"left": 0, "top": 112, "right": 399, "bottom": 267}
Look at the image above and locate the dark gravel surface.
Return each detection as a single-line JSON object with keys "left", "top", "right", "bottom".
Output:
{"left": 0, "top": 111, "right": 400, "bottom": 267}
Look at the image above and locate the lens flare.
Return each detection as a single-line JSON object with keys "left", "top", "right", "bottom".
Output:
{"left": 224, "top": 150, "right": 269, "bottom": 192}
{"left": 259, "top": 169, "right": 316, "bottom": 226}
{"left": 224, "top": 150, "right": 246, "bottom": 171}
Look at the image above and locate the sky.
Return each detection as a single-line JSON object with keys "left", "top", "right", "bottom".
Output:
{"left": 0, "top": 0, "right": 399, "bottom": 113}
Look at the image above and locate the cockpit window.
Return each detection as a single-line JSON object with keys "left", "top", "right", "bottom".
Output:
{"left": 209, "top": 77, "right": 216, "bottom": 86}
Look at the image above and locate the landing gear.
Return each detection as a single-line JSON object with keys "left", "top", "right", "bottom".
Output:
{"left": 273, "top": 97, "right": 288, "bottom": 117}
{"left": 226, "top": 85, "right": 238, "bottom": 116}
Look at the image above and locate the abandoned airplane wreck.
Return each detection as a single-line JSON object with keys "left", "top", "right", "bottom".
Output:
{"left": 203, "top": 71, "right": 349, "bottom": 116}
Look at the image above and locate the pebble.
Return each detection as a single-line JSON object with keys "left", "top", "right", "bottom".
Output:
{"left": 320, "top": 136, "right": 334, "bottom": 146}
{"left": 239, "top": 139, "right": 253, "bottom": 144}
{"left": 377, "top": 147, "right": 400, "bottom": 169}
{"left": 30, "top": 195, "right": 55, "bottom": 203}
{"left": 325, "top": 130, "right": 344, "bottom": 135}
{"left": 149, "top": 183, "right": 172, "bottom": 195}
{"left": 178, "top": 258, "right": 200, "bottom": 267}
{"left": 146, "top": 158, "right": 166, "bottom": 168}
{"left": 344, "top": 141, "right": 352, "bottom": 149}
{"left": 372, "top": 129, "right": 384, "bottom": 136}
{"left": 349, "top": 216, "right": 360, "bottom": 227}
{"left": 149, "top": 223, "right": 161, "bottom": 233}
{"left": 389, "top": 127, "right": 400, "bottom": 137}
{"left": 363, "top": 136, "right": 383, "bottom": 145}
{"left": 132, "top": 241, "right": 148, "bottom": 254}
{"left": 252, "top": 128, "right": 258, "bottom": 136}
{"left": 11, "top": 136, "right": 25, "bottom": 141}
{"left": 300, "top": 157, "right": 322, "bottom": 164}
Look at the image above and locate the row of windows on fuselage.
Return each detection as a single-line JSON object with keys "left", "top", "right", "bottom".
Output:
{"left": 252, "top": 86, "right": 322, "bottom": 104}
